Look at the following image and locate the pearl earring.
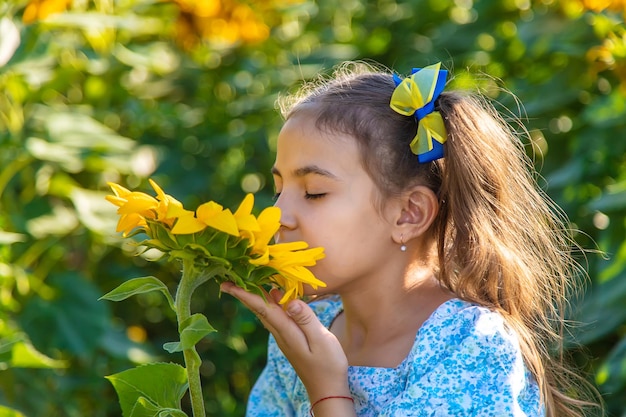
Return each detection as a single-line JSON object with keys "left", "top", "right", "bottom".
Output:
{"left": 400, "top": 234, "right": 407, "bottom": 252}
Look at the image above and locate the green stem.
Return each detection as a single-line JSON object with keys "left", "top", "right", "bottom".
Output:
{"left": 176, "top": 258, "right": 206, "bottom": 417}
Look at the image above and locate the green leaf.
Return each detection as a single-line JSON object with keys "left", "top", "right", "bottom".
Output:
{"left": 9, "top": 340, "right": 67, "bottom": 369}
{"left": 129, "top": 397, "right": 188, "bottom": 417}
{"left": 152, "top": 222, "right": 180, "bottom": 249}
{"left": 0, "top": 231, "right": 27, "bottom": 244}
{"left": 163, "top": 313, "right": 216, "bottom": 353}
{"left": 141, "top": 239, "right": 172, "bottom": 252}
{"left": 106, "top": 363, "right": 188, "bottom": 417}
{"left": 154, "top": 409, "right": 187, "bottom": 416}
{"left": 184, "top": 243, "right": 212, "bottom": 258}
{"left": 168, "top": 249, "right": 196, "bottom": 262}
{"left": 204, "top": 231, "right": 229, "bottom": 258}
{"left": 99, "top": 277, "right": 176, "bottom": 313}
{"left": 0, "top": 405, "right": 27, "bottom": 417}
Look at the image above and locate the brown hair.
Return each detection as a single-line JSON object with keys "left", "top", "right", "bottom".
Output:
{"left": 277, "top": 62, "right": 600, "bottom": 417}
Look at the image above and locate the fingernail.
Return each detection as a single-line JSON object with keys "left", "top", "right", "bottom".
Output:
{"left": 286, "top": 301, "right": 302, "bottom": 316}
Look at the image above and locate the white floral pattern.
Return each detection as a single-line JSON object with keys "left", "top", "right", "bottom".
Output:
{"left": 246, "top": 297, "right": 543, "bottom": 416}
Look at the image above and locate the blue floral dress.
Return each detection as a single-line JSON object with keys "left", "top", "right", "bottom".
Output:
{"left": 246, "top": 297, "right": 543, "bottom": 416}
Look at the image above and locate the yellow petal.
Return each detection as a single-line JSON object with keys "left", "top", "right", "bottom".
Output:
{"left": 105, "top": 195, "right": 127, "bottom": 208}
{"left": 268, "top": 245, "right": 325, "bottom": 268}
{"left": 157, "top": 195, "right": 184, "bottom": 224}
{"left": 148, "top": 178, "right": 166, "bottom": 200}
{"left": 271, "top": 264, "right": 326, "bottom": 288}
{"left": 249, "top": 249, "right": 269, "bottom": 265}
{"left": 270, "top": 241, "right": 309, "bottom": 251}
{"left": 278, "top": 284, "right": 299, "bottom": 305}
{"left": 237, "top": 215, "right": 260, "bottom": 233}
{"left": 197, "top": 202, "right": 239, "bottom": 236}
{"left": 252, "top": 206, "right": 281, "bottom": 252}
{"left": 108, "top": 182, "right": 131, "bottom": 198}
{"left": 196, "top": 200, "right": 223, "bottom": 217}
{"left": 117, "top": 192, "right": 159, "bottom": 215}
{"left": 170, "top": 213, "right": 207, "bottom": 234}
{"left": 234, "top": 194, "right": 260, "bottom": 233}
{"left": 234, "top": 193, "right": 254, "bottom": 217}
{"left": 258, "top": 239, "right": 327, "bottom": 304}
{"left": 117, "top": 213, "right": 146, "bottom": 236}
{"left": 146, "top": 179, "right": 179, "bottom": 222}
{"left": 166, "top": 199, "right": 188, "bottom": 218}
{"left": 239, "top": 230, "right": 256, "bottom": 247}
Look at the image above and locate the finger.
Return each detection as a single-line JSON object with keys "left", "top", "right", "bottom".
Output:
{"left": 220, "top": 282, "right": 282, "bottom": 333}
{"left": 284, "top": 300, "right": 330, "bottom": 346}
{"left": 221, "top": 283, "right": 313, "bottom": 351}
{"left": 269, "top": 287, "right": 284, "bottom": 304}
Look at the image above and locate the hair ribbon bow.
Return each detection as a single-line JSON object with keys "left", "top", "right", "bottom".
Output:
{"left": 390, "top": 62, "right": 448, "bottom": 163}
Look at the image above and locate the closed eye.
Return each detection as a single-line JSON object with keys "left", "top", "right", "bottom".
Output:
{"left": 305, "top": 192, "right": 326, "bottom": 200}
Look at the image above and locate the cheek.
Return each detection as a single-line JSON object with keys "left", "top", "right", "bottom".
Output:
{"left": 303, "top": 208, "right": 379, "bottom": 258}
{"left": 306, "top": 239, "right": 361, "bottom": 283}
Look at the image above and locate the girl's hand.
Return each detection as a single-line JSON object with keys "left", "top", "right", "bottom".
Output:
{"left": 220, "top": 282, "right": 351, "bottom": 404}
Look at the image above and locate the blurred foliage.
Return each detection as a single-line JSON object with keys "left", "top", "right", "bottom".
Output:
{"left": 1, "top": 0, "right": 625, "bottom": 415}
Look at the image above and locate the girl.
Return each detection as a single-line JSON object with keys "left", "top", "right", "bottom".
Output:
{"left": 220, "top": 62, "right": 598, "bottom": 416}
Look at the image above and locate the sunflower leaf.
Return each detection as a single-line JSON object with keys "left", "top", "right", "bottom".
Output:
{"left": 163, "top": 314, "right": 216, "bottom": 353}
{"left": 99, "top": 276, "right": 176, "bottom": 313}
{"left": 106, "top": 363, "right": 188, "bottom": 417}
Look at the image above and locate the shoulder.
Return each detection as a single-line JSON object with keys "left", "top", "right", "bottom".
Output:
{"left": 413, "top": 298, "right": 529, "bottom": 376}
{"left": 417, "top": 298, "right": 518, "bottom": 358}
{"left": 398, "top": 299, "right": 542, "bottom": 415}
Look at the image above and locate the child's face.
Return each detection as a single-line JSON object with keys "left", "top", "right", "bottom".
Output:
{"left": 272, "top": 112, "right": 399, "bottom": 294}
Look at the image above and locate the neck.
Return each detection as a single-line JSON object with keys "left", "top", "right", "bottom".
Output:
{"left": 331, "top": 261, "right": 453, "bottom": 367}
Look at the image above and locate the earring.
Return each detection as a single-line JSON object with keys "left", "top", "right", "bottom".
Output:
{"left": 400, "top": 234, "right": 407, "bottom": 252}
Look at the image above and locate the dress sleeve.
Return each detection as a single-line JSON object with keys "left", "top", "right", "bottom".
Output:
{"left": 245, "top": 335, "right": 297, "bottom": 417}
{"left": 380, "top": 305, "right": 543, "bottom": 417}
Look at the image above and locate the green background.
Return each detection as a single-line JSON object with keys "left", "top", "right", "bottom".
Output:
{"left": 1, "top": 0, "right": 626, "bottom": 415}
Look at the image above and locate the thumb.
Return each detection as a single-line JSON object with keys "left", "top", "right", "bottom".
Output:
{"left": 283, "top": 300, "right": 343, "bottom": 360}
{"left": 286, "top": 300, "right": 318, "bottom": 329}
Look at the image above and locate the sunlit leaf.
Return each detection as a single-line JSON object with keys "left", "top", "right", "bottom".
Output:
{"left": 100, "top": 276, "right": 176, "bottom": 313}
{"left": 129, "top": 397, "right": 188, "bottom": 417}
{"left": 106, "top": 363, "right": 188, "bottom": 417}
{"left": 9, "top": 340, "right": 67, "bottom": 369}
{"left": 0, "top": 231, "right": 27, "bottom": 244}
{"left": 0, "top": 405, "right": 27, "bottom": 417}
{"left": 163, "top": 313, "right": 216, "bottom": 353}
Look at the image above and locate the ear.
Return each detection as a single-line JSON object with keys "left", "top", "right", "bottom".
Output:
{"left": 392, "top": 185, "right": 439, "bottom": 244}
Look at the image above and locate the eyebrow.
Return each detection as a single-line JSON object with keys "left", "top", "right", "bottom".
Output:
{"left": 271, "top": 165, "right": 339, "bottom": 180}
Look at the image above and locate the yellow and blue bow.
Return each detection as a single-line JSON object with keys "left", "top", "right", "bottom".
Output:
{"left": 390, "top": 62, "right": 448, "bottom": 163}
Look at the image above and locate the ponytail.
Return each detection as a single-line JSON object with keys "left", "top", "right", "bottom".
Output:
{"left": 435, "top": 91, "right": 599, "bottom": 417}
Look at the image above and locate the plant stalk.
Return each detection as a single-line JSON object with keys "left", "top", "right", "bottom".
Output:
{"left": 176, "top": 259, "right": 206, "bottom": 417}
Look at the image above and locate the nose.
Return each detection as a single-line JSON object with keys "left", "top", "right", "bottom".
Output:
{"left": 273, "top": 192, "right": 296, "bottom": 232}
